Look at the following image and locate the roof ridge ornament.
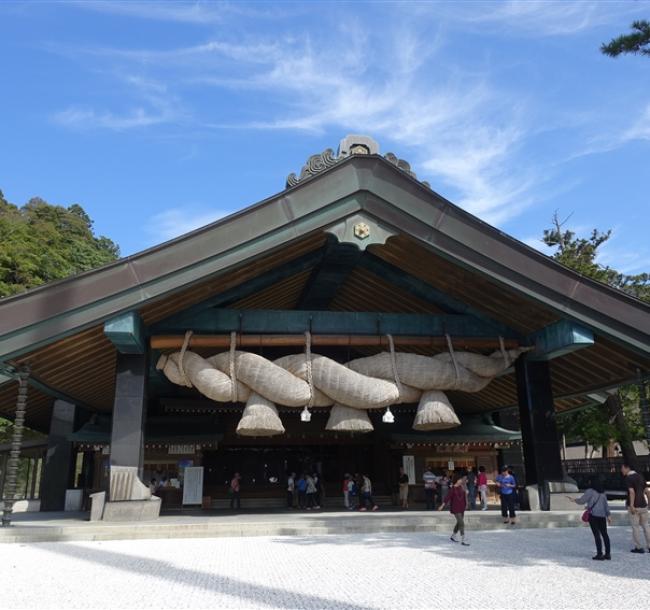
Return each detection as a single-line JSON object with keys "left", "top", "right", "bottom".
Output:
{"left": 286, "top": 148, "right": 338, "bottom": 188}
{"left": 285, "top": 134, "right": 431, "bottom": 189}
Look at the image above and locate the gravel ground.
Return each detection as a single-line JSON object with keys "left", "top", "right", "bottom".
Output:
{"left": 1, "top": 526, "right": 649, "bottom": 609}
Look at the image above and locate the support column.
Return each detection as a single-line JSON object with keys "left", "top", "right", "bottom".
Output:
{"left": 110, "top": 353, "right": 147, "bottom": 479}
{"left": 515, "top": 358, "right": 564, "bottom": 511}
{"left": 1, "top": 367, "right": 30, "bottom": 526}
{"left": 40, "top": 399, "right": 77, "bottom": 511}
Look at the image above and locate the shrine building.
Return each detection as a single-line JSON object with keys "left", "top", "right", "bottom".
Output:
{"left": 1, "top": 135, "right": 648, "bottom": 519}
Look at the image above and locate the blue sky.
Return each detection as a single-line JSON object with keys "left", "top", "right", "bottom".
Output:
{"left": 0, "top": 1, "right": 649, "bottom": 273}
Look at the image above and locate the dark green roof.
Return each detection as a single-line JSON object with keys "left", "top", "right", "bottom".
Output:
{"left": 69, "top": 415, "right": 223, "bottom": 444}
{"left": 390, "top": 415, "right": 521, "bottom": 444}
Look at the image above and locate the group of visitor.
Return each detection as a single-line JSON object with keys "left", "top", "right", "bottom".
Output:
{"left": 341, "top": 473, "right": 379, "bottom": 511}
{"left": 286, "top": 472, "right": 322, "bottom": 510}
{"left": 434, "top": 465, "right": 518, "bottom": 546}
{"left": 414, "top": 465, "right": 503, "bottom": 515}
{"left": 231, "top": 461, "right": 650, "bottom": 563}
{"left": 567, "top": 462, "right": 650, "bottom": 560}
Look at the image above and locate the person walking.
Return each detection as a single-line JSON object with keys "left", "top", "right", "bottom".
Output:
{"left": 467, "top": 467, "right": 477, "bottom": 511}
{"left": 496, "top": 466, "right": 516, "bottom": 524}
{"left": 360, "top": 474, "right": 378, "bottom": 511}
{"left": 305, "top": 473, "right": 317, "bottom": 510}
{"left": 342, "top": 474, "right": 351, "bottom": 509}
{"left": 439, "top": 473, "right": 450, "bottom": 509}
{"left": 567, "top": 481, "right": 612, "bottom": 560}
{"left": 399, "top": 466, "right": 410, "bottom": 509}
{"left": 296, "top": 473, "right": 307, "bottom": 509}
{"left": 347, "top": 475, "right": 357, "bottom": 510}
{"left": 287, "top": 472, "right": 296, "bottom": 509}
{"left": 312, "top": 471, "right": 322, "bottom": 509}
{"left": 477, "top": 466, "right": 489, "bottom": 511}
{"left": 423, "top": 466, "right": 437, "bottom": 510}
{"left": 621, "top": 462, "right": 650, "bottom": 553}
{"left": 439, "top": 473, "right": 470, "bottom": 546}
{"left": 229, "top": 472, "right": 241, "bottom": 510}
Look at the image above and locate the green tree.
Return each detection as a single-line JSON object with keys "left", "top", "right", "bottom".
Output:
{"left": 601, "top": 20, "right": 650, "bottom": 58}
{"left": 545, "top": 213, "right": 649, "bottom": 465}
{"left": 0, "top": 190, "right": 120, "bottom": 446}
{"left": 543, "top": 213, "right": 650, "bottom": 301}
{"left": 0, "top": 189, "right": 119, "bottom": 298}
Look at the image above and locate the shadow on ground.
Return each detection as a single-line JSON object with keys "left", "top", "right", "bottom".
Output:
{"left": 33, "top": 541, "right": 372, "bottom": 610}
{"left": 269, "top": 524, "right": 647, "bottom": 580}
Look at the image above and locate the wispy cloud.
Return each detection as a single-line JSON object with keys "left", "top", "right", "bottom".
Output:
{"left": 148, "top": 207, "right": 231, "bottom": 242}
{"left": 596, "top": 227, "right": 650, "bottom": 275}
{"left": 70, "top": 0, "right": 259, "bottom": 25}
{"left": 52, "top": 73, "right": 181, "bottom": 130}
{"left": 48, "top": 23, "right": 538, "bottom": 223}
{"left": 50, "top": 1, "right": 650, "bottom": 227}
{"left": 567, "top": 103, "right": 650, "bottom": 159}
{"left": 441, "top": 0, "right": 650, "bottom": 36}
{"left": 110, "top": 27, "right": 530, "bottom": 224}
{"left": 621, "top": 104, "right": 650, "bottom": 143}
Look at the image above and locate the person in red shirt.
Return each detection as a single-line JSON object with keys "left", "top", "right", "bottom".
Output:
{"left": 439, "top": 473, "right": 470, "bottom": 546}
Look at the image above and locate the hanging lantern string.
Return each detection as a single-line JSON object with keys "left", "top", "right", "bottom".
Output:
{"left": 386, "top": 333, "right": 403, "bottom": 399}
{"left": 178, "top": 330, "right": 194, "bottom": 386}
{"left": 445, "top": 333, "right": 459, "bottom": 383}
{"left": 499, "top": 336, "right": 509, "bottom": 368}
{"left": 305, "top": 330, "right": 314, "bottom": 409}
{"left": 229, "top": 331, "right": 238, "bottom": 403}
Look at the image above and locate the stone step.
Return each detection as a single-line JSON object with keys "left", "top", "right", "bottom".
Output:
{"left": 0, "top": 510, "right": 629, "bottom": 544}
{"left": 209, "top": 495, "right": 394, "bottom": 509}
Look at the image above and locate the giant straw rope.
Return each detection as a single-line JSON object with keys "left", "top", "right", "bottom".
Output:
{"left": 156, "top": 332, "right": 530, "bottom": 436}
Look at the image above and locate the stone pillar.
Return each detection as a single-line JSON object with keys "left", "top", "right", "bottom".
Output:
{"left": 515, "top": 358, "right": 564, "bottom": 511}
{"left": 40, "top": 399, "right": 77, "bottom": 511}
{"left": 110, "top": 353, "right": 147, "bottom": 479}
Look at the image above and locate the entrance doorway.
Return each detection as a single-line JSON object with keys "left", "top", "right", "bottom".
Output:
{"left": 202, "top": 444, "right": 377, "bottom": 499}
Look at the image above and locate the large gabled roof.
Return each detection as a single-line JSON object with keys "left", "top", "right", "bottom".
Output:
{"left": 1, "top": 148, "right": 648, "bottom": 360}
{"left": 1, "top": 138, "right": 649, "bottom": 429}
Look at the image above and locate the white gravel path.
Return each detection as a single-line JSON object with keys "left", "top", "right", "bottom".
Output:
{"left": 1, "top": 526, "right": 648, "bottom": 609}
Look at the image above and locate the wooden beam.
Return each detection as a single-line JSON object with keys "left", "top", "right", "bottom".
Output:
{"left": 0, "top": 363, "right": 94, "bottom": 412}
{"left": 358, "top": 253, "right": 517, "bottom": 336}
{"left": 527, "top": 320, "right": 594, "bottom": 361}
{"left": 151, "top": 309, "right": 521, "bottom": 339}
{"left": 297, "top": 241, "right": 363, "bottom": 309}
{"left": 150, "top": 334, "right": 519, "bottom": 350}
{"left": 104, "top": 311, "right": 145, "bottom": 354}
{"left": 149, "top": 247, "right": 327, "bottom": 333}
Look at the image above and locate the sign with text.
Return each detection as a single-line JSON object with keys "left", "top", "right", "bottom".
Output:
{"left": 168, "top": 444, "right": 196, "bottom": 455}
{"left": 402, "top": 455, "right": 416, "bottom": 485}
{"left": 182, "top": 467, "right": 204, "bottom": 505}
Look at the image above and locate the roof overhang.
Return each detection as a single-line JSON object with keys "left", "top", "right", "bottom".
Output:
{"left": 1, "top": 155, "right": 648, "bottom": 362}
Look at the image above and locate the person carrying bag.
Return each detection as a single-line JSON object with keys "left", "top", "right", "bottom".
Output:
{"left": 568, "top": 481, "right": 611, "bottom": 560}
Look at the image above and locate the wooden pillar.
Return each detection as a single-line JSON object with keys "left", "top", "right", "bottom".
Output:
{"left": 1, "top": 367, "right": 30, "bottom": 527}
{"left": 110, "top": 353, "right": 147, "bottom": 479}
{"left": 515, "top": 358, "right": 564, "bottom": 511}
{"left": 40, "top": 399, "right": 77, "bottom": 511}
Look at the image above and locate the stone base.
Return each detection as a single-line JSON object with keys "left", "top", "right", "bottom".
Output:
{"left": 89, "top": 492, "right": 106, "bottom": 521}
{"left": 526, "top": 481, "right": 581, "bottom": 511}
{"left": 0, "top": 500, "right": 41, "bottom": 513}
{"left": 102, "top": 497, "right": 161, "bottom": 522}
{"left": 64, "top": 489, "right": 83, "bottom": 511}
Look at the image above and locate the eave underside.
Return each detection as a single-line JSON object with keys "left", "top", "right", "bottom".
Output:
{"left": 1, "top": 231, "right": 648, "bottom": 431}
